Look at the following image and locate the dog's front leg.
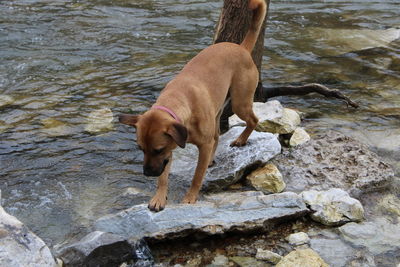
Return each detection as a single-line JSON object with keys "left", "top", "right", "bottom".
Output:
{"left": 148, "top": 155, "right": 172, "bottom": 212}
{"left": 182, "top": 142, "right": 214, "bottom": 204}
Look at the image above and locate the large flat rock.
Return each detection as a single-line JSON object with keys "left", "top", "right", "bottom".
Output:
{"left": 94, "top": 191, "right": 308, "bottom": 241}
{"left": 271, "top": 131, "right": 394, "bottom": 197}
{"left": 171, "top": 127, "right": 281, "bottom": 191}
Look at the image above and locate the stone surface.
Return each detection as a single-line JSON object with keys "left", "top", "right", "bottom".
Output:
{"left": 258, "top": 108, "right": 301, "bottom": 134}
{"left": 211, "top": 254, "right": 229, "bottom": 266}
{"left": 276, "top": 248, "right": 329, "bottom": 267}
{"left": 171, "top": 126, "right": 281, "bottom": 191}
{"left": 0, "top": 206, "right": 56, "bottom": 267}
{"left": 271, "top": 131, "right": 394, "bottom": 196}
{"left": 229, "top": 101, "right": 283, "bottom": 128}
{"left": 301, "top": 188, "right": 364, "bottom": 226}
{"left": 94, "top": 191, "right": 308, "bottom": 241}
{"left": 84, "top": 108, "right": 114, "bottom": 133}
{"left": 255, "top": 248, "right": 282, "bottom": 264}
{"left": 289, "top": 127, "right": 310, "bottom": 147}
{"left": 0, "top": 94, "right": 14, "bottom": 108}
{"left": 246, "top": 163, "right": 286, "bottom": 194}
{"left": 339, "top": 217, "right": 400, "bottom": 255}
{"left": 308, "top": 229, "right": 357, "bottom": 267}
{"left": 378, "top": 194, "right": 400, "bottom": 216}
{"left": 286, "top": 232, "right": 310, "bottom": 246}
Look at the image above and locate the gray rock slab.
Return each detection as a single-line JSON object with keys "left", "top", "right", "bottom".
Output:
{"left": 271, "top": 131, "right": 394, "bottom": 197}
{"left": 339, "top": 217, "right": 400, "bottom": 255}
{"left": 171, "top": 126, "right": 281, "bottom": 191}
{"left": 95, "top": 191, "right": 308, "bottom": 241}
{"left": 0, "top": 206, "right": 56, "bottom": 267}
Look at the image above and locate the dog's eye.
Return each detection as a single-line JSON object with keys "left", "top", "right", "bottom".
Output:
{"left": 153, "top": 148, "right": 164, "bottom": 154}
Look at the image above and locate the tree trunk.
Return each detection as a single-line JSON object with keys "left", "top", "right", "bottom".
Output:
{"left": 213, "top": 0, "right": 270, "bottom": 133}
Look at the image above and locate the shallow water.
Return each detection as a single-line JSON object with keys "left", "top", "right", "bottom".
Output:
{"left": 0, "top": 0, "right": 399, "bottom": 246}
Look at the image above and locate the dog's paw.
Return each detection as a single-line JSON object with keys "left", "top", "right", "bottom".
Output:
{"left": 182, "top": 193, "right": 197, "bottom": 204}
{"left": 148, "top": 194, "right": 167, "bottom": 212}
{"left": 230, "top": 138, "right": 247, "bottom": 147}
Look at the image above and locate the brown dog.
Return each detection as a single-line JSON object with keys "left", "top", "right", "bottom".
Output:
{"left": 120, "top": 0, "right": 266, "bottom": 211}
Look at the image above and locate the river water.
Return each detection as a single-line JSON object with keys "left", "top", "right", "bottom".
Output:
{"left": 0, "top": 0, "right": 399, "bottom": 247}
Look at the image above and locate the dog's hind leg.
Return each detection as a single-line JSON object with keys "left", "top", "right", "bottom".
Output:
{"left": 230, "top": 70, "right": 259, "bottom": 147}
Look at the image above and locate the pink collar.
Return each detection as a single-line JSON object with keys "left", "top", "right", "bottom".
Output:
{"left": 152, "top": 105, "right": 181, "bottom": 123}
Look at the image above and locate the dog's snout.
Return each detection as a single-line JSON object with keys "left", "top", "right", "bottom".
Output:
{"left": 143, "top": 165, "right": 163, "bottom": 177}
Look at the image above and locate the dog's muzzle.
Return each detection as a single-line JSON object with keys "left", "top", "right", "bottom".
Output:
{"left": 143, "top": 159, "right": 169, "bottom": 177}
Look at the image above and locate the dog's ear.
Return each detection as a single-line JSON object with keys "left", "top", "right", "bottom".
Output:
{"left": 119, "top": 114, "right": 139, "bottom": 127}
{"left": 166, "top": 122, "right": 187, "bottom": 148}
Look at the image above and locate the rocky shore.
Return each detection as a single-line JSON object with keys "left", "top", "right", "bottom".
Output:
{"left": 1, "top": 100, "right": 399, "bottom": 266}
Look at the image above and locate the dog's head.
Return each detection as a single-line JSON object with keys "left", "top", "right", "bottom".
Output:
{"left": 119, "top": 111, "right": 187, "bottom": 177}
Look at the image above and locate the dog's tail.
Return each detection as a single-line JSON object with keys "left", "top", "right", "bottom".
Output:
{"left": 240, "top": 0, "right": 267, "bottom": 53}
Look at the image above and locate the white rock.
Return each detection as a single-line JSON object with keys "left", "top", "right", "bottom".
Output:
{"left": 0, "top": 95, "right": 14, "bottom": 108}
{"left": 259, "top": 108, "right": 301, "bottom": 134}
{"left": 276, "top": 248, "right": 329, "bottom": 267}
{"left": 229, "top": 100, "right": 283, "bottom": 128}
{"left": 0, "top": 206, "right": 56, "bottom": 267}
{"left": 286, "top": 232, "right": 310, "bottom": 246}
{"left": 301, "top": 188, "right": 364, "bottom": 226}
{"left": 289, "top": 127, "right": 310, "bottom": 146}
{"left": 212, "top": 254, "right": 229, "bottom": 266}
{"left": 85, "top": 108, "right": 114, "bottom": 133}
{"left": 246, "top": 163, "right": 286, "bottom": 193}
{"left": 255, "top": 248, "right": 282, "bottom": 264}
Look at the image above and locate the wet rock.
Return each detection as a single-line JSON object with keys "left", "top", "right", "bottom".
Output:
{"left": 339, "top": 217, "right": 400, "bottom": 255}
{"left": 85, "top": 108, "right": 114, "bottom": 133}
{"left": 271, "top": 131, "right": 394, "bottom": 196}
{"left": 289, "top": 127, "right": 310, "bottom": 147}
{"left": 0, "top": 206, "right": 56, "bottom": 267}
{"left": 308, "top": 27, "right": 400, "bottom": 56}
{"left": 286, "top": 232, "right": 310, "bottom": 246}
{"left": 258, "top": 108, "right": 301, "bottom": 134}
{"left": 229, "top": 101, "right": 283, "bottom": 128}
{"left": 54, "top": 231, "right": 133, "bottom": 266}
{"left": 276, "top": 248, "right": 329, "bottom": 267}
{"left": 301, "top": 188, "right": 364, "bottom": 226}
{"left": 246, "top": 163, "right": 286, "bottom": 194}
{"left": 95, "top": 191, "right": 308, "bottom": 241}
{"left": 230, "top": 256, "right": 271, "bottom": 267}
{"left": 171, "top": 126, "right": 281, "bottom": 191}
{"left": 0, "top": 94, "right": 14, "bottom": 108}
{"left": 255, "top": 248, "right": 282, "bottom": 264}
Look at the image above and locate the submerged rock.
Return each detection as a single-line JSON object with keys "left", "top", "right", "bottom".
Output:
{"left": 246, "top": 163, "right": 286, "bottom": 194}
{"left": 171, "top": 126, "right": 281, "bottom": 191}
{"left": 85, "top": 108, "right": 114, "bottom": 133}
{"left": 339, "top": 217, "right": 400, "bottom": 255}
{"left": 276, "top": 248, "right": 329, "bottom": 267}
{"left": 41, "top": 118, "right": 75, "bottom": 137}
{"left": 308, "top": 27, "right": 400, "bottom": 55}
{"left": 94, "top": 191, "right": 308, "bottom": 241}
{"left": 230, "top": 256, "right": 270, "bottom": 267}
{"left": 271, "top": 131, "right": 394, "bottom": 196}
{"left": 301, "top": 188, "right": 364, "bottom": 226}
{"left": 0, "top": 206, "right": 56, "bottom": 267}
